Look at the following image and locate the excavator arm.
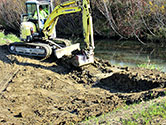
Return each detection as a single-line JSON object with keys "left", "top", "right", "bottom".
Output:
{"left": 43, "top": 0, "right": 94, "bottom": 50}
{"left": 43, "top": 0, "right": 81, "bottom": 39}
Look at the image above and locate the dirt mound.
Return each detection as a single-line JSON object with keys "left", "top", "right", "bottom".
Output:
{"left": 97, "top": 68, "right": 166, "bottom": 93}
{"left": 0, "top": 44, "right": 165, "bottom": 124}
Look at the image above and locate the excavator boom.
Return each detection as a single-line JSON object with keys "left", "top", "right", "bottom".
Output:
{"left": 43, "top": 0, "right": 94, "bottom": 50}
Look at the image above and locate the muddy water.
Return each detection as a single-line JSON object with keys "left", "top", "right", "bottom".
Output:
{"left": 95, "top": 39, "right": 166, "bottom": 72}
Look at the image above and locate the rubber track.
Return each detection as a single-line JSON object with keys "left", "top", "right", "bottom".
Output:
{"left": 8, "top": 42, "right": 52, "bottom": 59}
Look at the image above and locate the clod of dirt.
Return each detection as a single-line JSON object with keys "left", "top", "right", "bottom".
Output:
{"left": 14, "top": 113, "right": 23, "bottom": 118}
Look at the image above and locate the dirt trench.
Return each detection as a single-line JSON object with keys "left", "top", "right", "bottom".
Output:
{"left": 0, "top": 44, "right": 166, "bottom": 124}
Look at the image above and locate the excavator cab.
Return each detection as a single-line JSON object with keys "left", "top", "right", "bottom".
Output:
{"left": 20, "top": 0, "right": 55, "bottom": 42}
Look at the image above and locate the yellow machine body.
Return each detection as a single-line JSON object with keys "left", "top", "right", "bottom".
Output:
{"left": 20, "top": 22, "right": 37, "bottom": 41}
{"left": 9, "top": 0, "right": 95, "bottom": 67}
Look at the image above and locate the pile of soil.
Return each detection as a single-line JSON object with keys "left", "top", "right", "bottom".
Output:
{"left": 0, "top": 44, "right": 165, "bottom": 124}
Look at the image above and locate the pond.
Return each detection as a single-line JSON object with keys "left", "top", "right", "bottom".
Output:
{"left": 95, "top": 39, "right": 166, "bottom": 72}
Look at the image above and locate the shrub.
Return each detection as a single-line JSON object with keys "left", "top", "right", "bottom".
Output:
{"left": 1, "top": 0, "right": 166, "bottom": 43}
{"left": 95, "top": 0, "right": 166, "bottom": 42}
{"left": 0, "top": 0, "right": 26, "bottom": 32}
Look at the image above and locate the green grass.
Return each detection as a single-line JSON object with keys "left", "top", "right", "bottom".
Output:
{"left": 5, "top": 34, "right": 20, "bottom": 41}
{"left": 79, "top": 97, "right": 166, "bottom": 124}
{"left": 0, "top": 32, "right": 5, "bottom": 38}
{"left": 0, "top": 32, "right": 6, "bottom": 44}
{"left": 137, "top": 63, "right": 163, "bottom": 71}
{"left": 0, "top": 32, "right": 20, "bottom": 44}
{"left": 122, "top": 100, "right": 166, "bottom": 124}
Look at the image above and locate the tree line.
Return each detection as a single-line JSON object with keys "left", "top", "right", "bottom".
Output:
{"left": 0, "top": 0, "right": 166, "bottom": 44}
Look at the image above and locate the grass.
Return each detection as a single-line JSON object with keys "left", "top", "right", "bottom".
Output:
{"left": 0, "top": 32, "right": 20, "bottom": 44}
{"left": 122, "top": 100, "right": 166, "bottom": 124}
{"left": 79, "top": 96, "right": 166, "bottom": 125}
{"left": 137, "top": 63, "right": 163, "bottom": 71}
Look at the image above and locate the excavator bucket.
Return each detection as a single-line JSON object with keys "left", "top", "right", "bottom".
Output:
{"left": 72, "top": 54, "right": 94, "bottom": 67}
{"left": 54, "top": 42, "right": 94, "bottom": 67}
{"left": 54, "top": 43, "right": 80, "bottom": 59}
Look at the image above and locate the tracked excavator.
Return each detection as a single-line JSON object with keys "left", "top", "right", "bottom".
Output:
{"left": 8, "top": 0, "right": 95, "bottom": 67}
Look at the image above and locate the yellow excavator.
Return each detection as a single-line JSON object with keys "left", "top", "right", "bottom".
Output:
{"left": 8, "top": 0, "right": 95, "bottom": 67}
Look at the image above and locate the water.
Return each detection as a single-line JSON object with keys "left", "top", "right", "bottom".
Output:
{"left": 95, "top": 39, "right": 166, "bottom": 72}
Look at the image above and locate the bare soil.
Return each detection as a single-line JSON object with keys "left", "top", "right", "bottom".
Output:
{"left": 0, "top": 44, "right": 166, "bottom": 124}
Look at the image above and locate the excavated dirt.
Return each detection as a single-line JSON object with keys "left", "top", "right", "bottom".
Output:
{"left": 0, "top": 44, "right": 166, "bottom": 124}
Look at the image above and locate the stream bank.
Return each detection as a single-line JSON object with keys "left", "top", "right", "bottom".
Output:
{"left": 95, "top": 39, "right": 166, "bottom": 72}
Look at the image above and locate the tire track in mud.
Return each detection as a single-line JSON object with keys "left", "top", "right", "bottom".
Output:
{"left": 0, "top": 67, "right": 20, "bottom": 93}
{"left": 0, "top": 44, "right": 166, "bottom": 124}
{"left": 0, "top": 46, "right": 27, "bottom": 93}
{"left": 0, "top": 45, "right": 19, "bottom": 93}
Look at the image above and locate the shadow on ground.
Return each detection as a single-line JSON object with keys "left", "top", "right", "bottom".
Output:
{"left": 0, "top": 45, "right": 80, "bottom": 75}
{"left": 94, "top": 72, "right": 165, "bottom": 93}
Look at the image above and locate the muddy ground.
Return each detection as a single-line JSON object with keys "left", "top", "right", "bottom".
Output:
{"left": 0, "top": 44, "right": 166, "bottom": 124}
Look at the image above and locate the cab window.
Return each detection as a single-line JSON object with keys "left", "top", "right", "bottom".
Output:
{"left": 26, "top": 4, "right": 37, "bottom": 18}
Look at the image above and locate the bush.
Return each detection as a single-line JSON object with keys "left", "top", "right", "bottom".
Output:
{"left": 0, "top": 0, "right": 26, "bottom": 32}
{"left": 95, "top": 0, "right": 166, "bottom": 42}
{"left": 1, "top": 0, "right": 166, "bottom": 43}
